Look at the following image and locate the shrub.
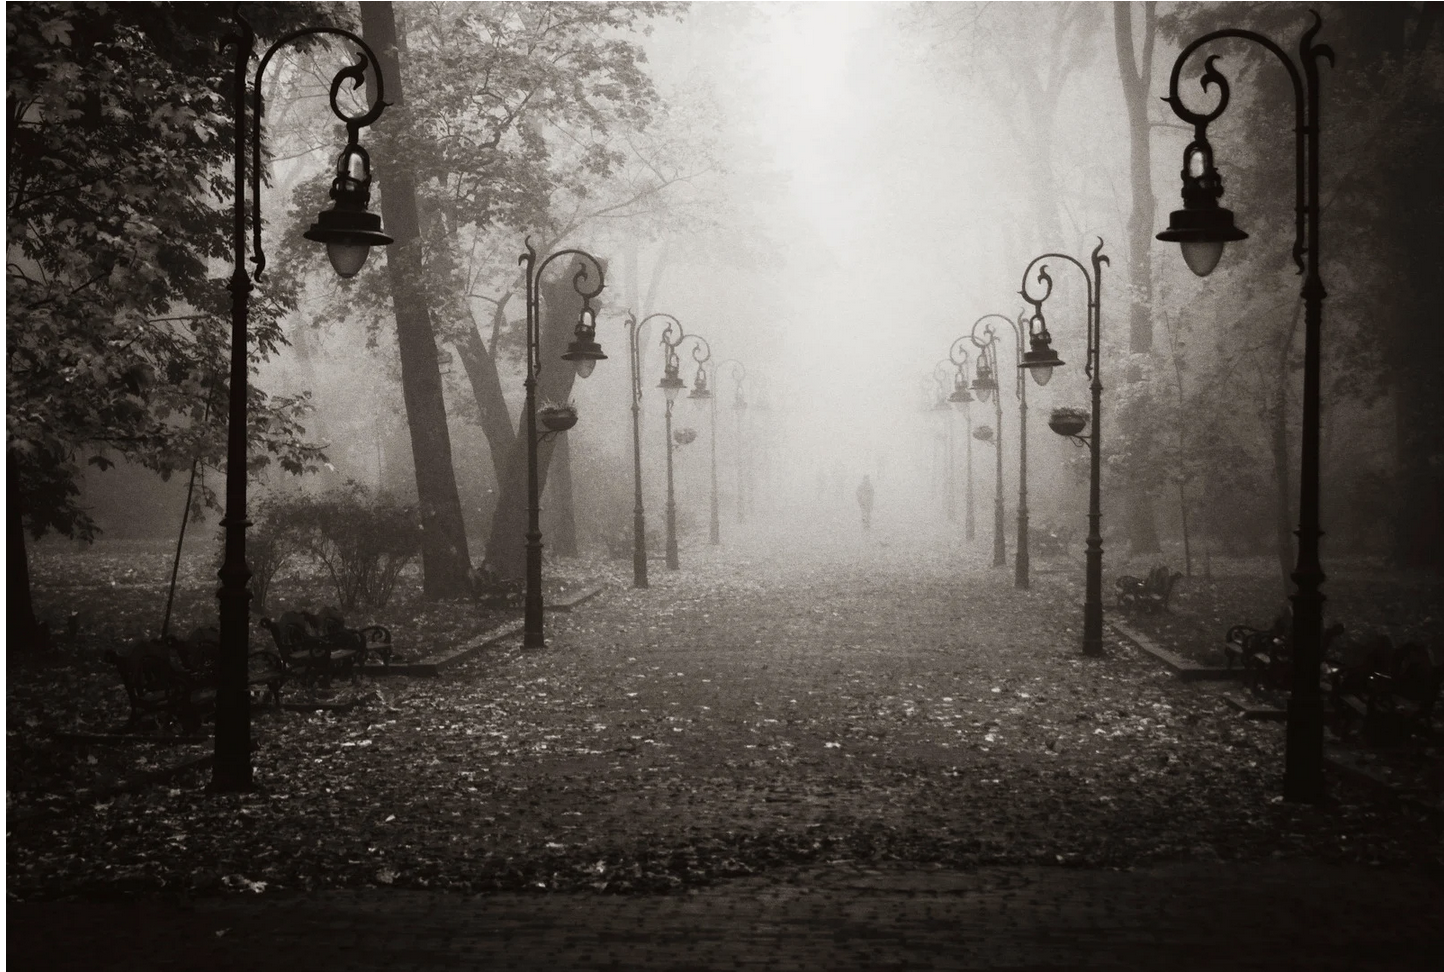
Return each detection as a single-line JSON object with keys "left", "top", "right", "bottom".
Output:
{"left": 253, "top": 483, "right": 421, "bottom": 611}
{"left": 306, "top": 483, "right": 420, "bottom": 610}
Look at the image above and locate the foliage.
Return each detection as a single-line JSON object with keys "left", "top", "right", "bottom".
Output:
{"left": 243, "top": 494, "right": 312, "bottom": 613}
{"left": 5, "top": 2, "right": 342, "bottom": 541}
{"left": 1155, "top": 3, "right": 1444, "bottom": 566}
{"left": 265, "top": 483, "right": 422, "bottom": 610}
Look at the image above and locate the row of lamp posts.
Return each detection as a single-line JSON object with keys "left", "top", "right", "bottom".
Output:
{"left": 217, "top": 11, "right": 1333, "bottom": 804}
{"left": 932, "top": 15, "right": 1334, "bottom": 803}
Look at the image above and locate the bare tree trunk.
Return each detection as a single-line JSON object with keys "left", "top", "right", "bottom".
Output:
{"left": 483, "top": 264, "right": 596, "bottom": 579}
{"left": 361, "top": 1, "right": 473, "bottom": 599}
{"left": 1114, "top": 1, "right": 1162, "bottom": 557}
{"left": 547, "top": 432, "right": 578, "bottom": 557}
{"left": 7, "top": 451, "right": 47, "bottom": 651}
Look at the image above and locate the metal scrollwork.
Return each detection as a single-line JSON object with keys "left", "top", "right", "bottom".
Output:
{"left": 240, "top": 20, "right": 388, "bottom": 277}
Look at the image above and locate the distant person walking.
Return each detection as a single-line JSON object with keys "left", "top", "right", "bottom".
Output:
{"left": 856, "top": 474, "right": 874, "bottom": 530}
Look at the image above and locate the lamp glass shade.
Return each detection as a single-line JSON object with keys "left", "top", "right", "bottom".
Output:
{"left": 1180, "top": 240, "right": 1225, "bottom": 277}
{"left": 573, "top": 357, "right": 597, "bottom": 379}
{"left": 326, "top": 242, "right": 371, "bottom": 279}
{"left": 659, "top": 374, "right": 684, "bottom": 402}
{"left": 1028, "top": 364, "right": 1054, "bottom": 387}
{"left": 974, "top": 383, "right": 993, "bottom": 404}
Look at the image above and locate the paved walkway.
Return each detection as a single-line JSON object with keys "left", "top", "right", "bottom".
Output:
{"left": 10, "top": 860, "right": 1444, "bottom": 970}
{"left": 10, "top": 511, "right": 1443, "bottom": 968}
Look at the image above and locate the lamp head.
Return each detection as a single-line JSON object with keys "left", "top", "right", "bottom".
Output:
{"left": 304, "top": 144, "right": 393, "bottom": 278}
{"left": 561, "top": 304, "right": 606, "bottom": 378}
{"left": 658, "top": 371, "right": 685, "bottom": 403}
{"left": 971, "top": 360, "right": 997, "bottom": 403}
{"left": 1156, "top": 138, "right": 1247, "bottom": 277}
{"left": 688, "top": 368, "right": 712, "bottom": 400}
{"left": 1019, "top": 325, "right": 1064, "bottom": 387}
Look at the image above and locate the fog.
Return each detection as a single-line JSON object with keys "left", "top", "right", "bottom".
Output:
{"left": 57, "top": 2, "right": 1429, "bottom": 578}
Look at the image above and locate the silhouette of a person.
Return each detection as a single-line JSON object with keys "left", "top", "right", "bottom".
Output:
{"left": 856, "top": 474, "right": 874, "bottom": 530}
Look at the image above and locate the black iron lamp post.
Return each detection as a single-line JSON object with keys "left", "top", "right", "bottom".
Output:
{"left": 970, "top": 314, "right": 1033, "bottom": 588}
{"left": 621, "top": 312, "right": 655, "bottom": 589}
{"left": 698, "top": 357, "right": 745, "bottom": 545}
{"left": 658, "top": 319, "right": 706, "bottom": 569}
{"left": 946, "top": 350, "right": 977, "bottom": 541}
{"left": 1158, "top": 15, "right": 1333, "bottom": 803}
{"left": 215, "top": 15, "right": 393, "bottom": 792}
{"left": 1018, "top": 240, "right": 1110, "bottom": 657}
{"left": 685, "top": 340, "right": 718, "bottom": 546}
{"left": 969, "top": 321, "right": 1008, "bottom": 570}
{"left": 521, "top": 242, "right": 608, "bottom": 648}
{"left": 726, "top": 362, "right": 749, "bottom": 523}
{"left": 932, "top": 362, "right": 958, "bottom": 523}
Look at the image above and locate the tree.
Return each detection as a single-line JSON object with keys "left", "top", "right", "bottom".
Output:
{"left": 1159, "top": 2, "right": 1444, "bottom": 570}
{"left": 6, "top": 2, "right": 336, "bottom": 644}
{"left": 359, "top": 0, "right": 474, "bottom": 599}
{"left": 304, "top": 1, "right": 696, "bottom": 580}
{"left": 1112, "top": 1, "right": 1164, "bottom": 555}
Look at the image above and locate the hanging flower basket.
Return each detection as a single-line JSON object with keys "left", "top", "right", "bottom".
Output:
{"left": 673, "top": 427, "right": 698, "bottom": 446}
{"left": 1048, "top": 406, "right": 1088, "bottom": 438}
{"left": 972, "top": 424, "right": 994, "bottom": 443}
{"left": 539, "top": 403, "right": 578, "bottom": 432}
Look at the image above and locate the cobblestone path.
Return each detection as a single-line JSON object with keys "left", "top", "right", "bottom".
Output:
{"left": 9, "top": 513, "right": 1442, "bottom": 968}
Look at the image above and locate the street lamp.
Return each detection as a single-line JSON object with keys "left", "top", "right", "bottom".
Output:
{"left": 685, "top": 340, "right": 718, "bottom": 546}
{"left": 522, "top": 241, "right": 608, "bottom": 648}
{"left": 1158, "top": 15, "right": 1333, "bottom": 803}
{"left": 698, "top": 357, "right": 745, "bottom": 545}
{"left": 1018, "top": 239, "right": 1110, "bottom": 657}
{"left": 947, "top": 346, "right": 978, "bottom": 541}
{"left": 658, "top": 319, "right": 707, "bottom": 569}
{"left": 970, "top": 314, "right": 1033, "bottom": 588}
{"left": 621, "top": 312, "right": 655, "bottom": 589}
{"left": 930, "top": 363, "right": 958, "bottom": 523}
{"left": 969, "top": 320, "right": 1008, "bottom": 570}
{"left": 726, "top": 362, "right": 749, "bottom": 523}
{"left": 215, "top": 15, "right": 393, "bottom": 792}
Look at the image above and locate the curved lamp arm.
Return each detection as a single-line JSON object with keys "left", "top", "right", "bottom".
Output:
{"left": 1019, "top": 239, "right": 1109, "bottom": 380}
{"left": 226, "top": 16, "right": 388, "bottom": 278}
{"left": 1162, "top": 15, "right": 1331, "bottom": 275}
{"left": 519, "top": 240, "right": 606, "bottom": 379}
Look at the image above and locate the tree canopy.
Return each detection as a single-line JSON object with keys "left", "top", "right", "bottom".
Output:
{"left": 6, "top": 1, "right": 343, "bottom": 539}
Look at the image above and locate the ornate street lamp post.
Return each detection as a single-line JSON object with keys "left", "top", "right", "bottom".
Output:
{"left": 1018, "top": 240, "right": 1109, "bottom": 657}
{"left": 969, "top": 320, "right": 1008, "bottom": 570}
{"left": 216, "top": 15, "right": 393, "bottom": 791}
{"left": 970, "top": 314, "right": 1033, "bottom": 588}
{"left": 521, "top": 242, "right": 608, "bottom": 648}
{"left": 932, "top": 362, "right": 957, "bottom": 523}
{"left": 727, "top": 362, "right": 749, "bottom": 523}
{"left": 621, "top": 312, "right": 654, "bottom": 589}
{"left": 698, "top": 357, "right": 745, "bottom": 545}
{"left": 685, "top": 340, "right": 718, "bottom": 545}
{"left": 1158, "top": 15, "right": 1333, "bottom": 803}
{"left": 657, "top": 319, "right": 707, "bottom": 569}
{"left": 946, "top": 345, "right": 977, "bottom": 541}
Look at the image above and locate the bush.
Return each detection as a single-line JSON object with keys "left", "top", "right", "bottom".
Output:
{"left": 305, "top": 483, "right": 421, "bottom": 610}
{"left": 252, "top": 483, "right": 421, "bottom": 611}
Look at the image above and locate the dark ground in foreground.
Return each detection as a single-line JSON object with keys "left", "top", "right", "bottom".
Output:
{"left": 7, "top": 507, "right": 1443, "bottom": 967}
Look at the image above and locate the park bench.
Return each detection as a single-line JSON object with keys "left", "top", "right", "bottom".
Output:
{"left": 1224, "top": 618, "right": 1348, "bottom": 694}
{"left": 1032, "top": 526, "right": 1076, "bottom": 559}
{"left": 259, "top": 608, "right": 391, "bottom": 693}
{"left": 104, "top": 626, "right": 286, "bottom": 733}
{"left": 1324, "top": 634, "right": 1443, "bottom": 744}
{"left": 1115, "top": 565, "right": 1183, "bottom": 614}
